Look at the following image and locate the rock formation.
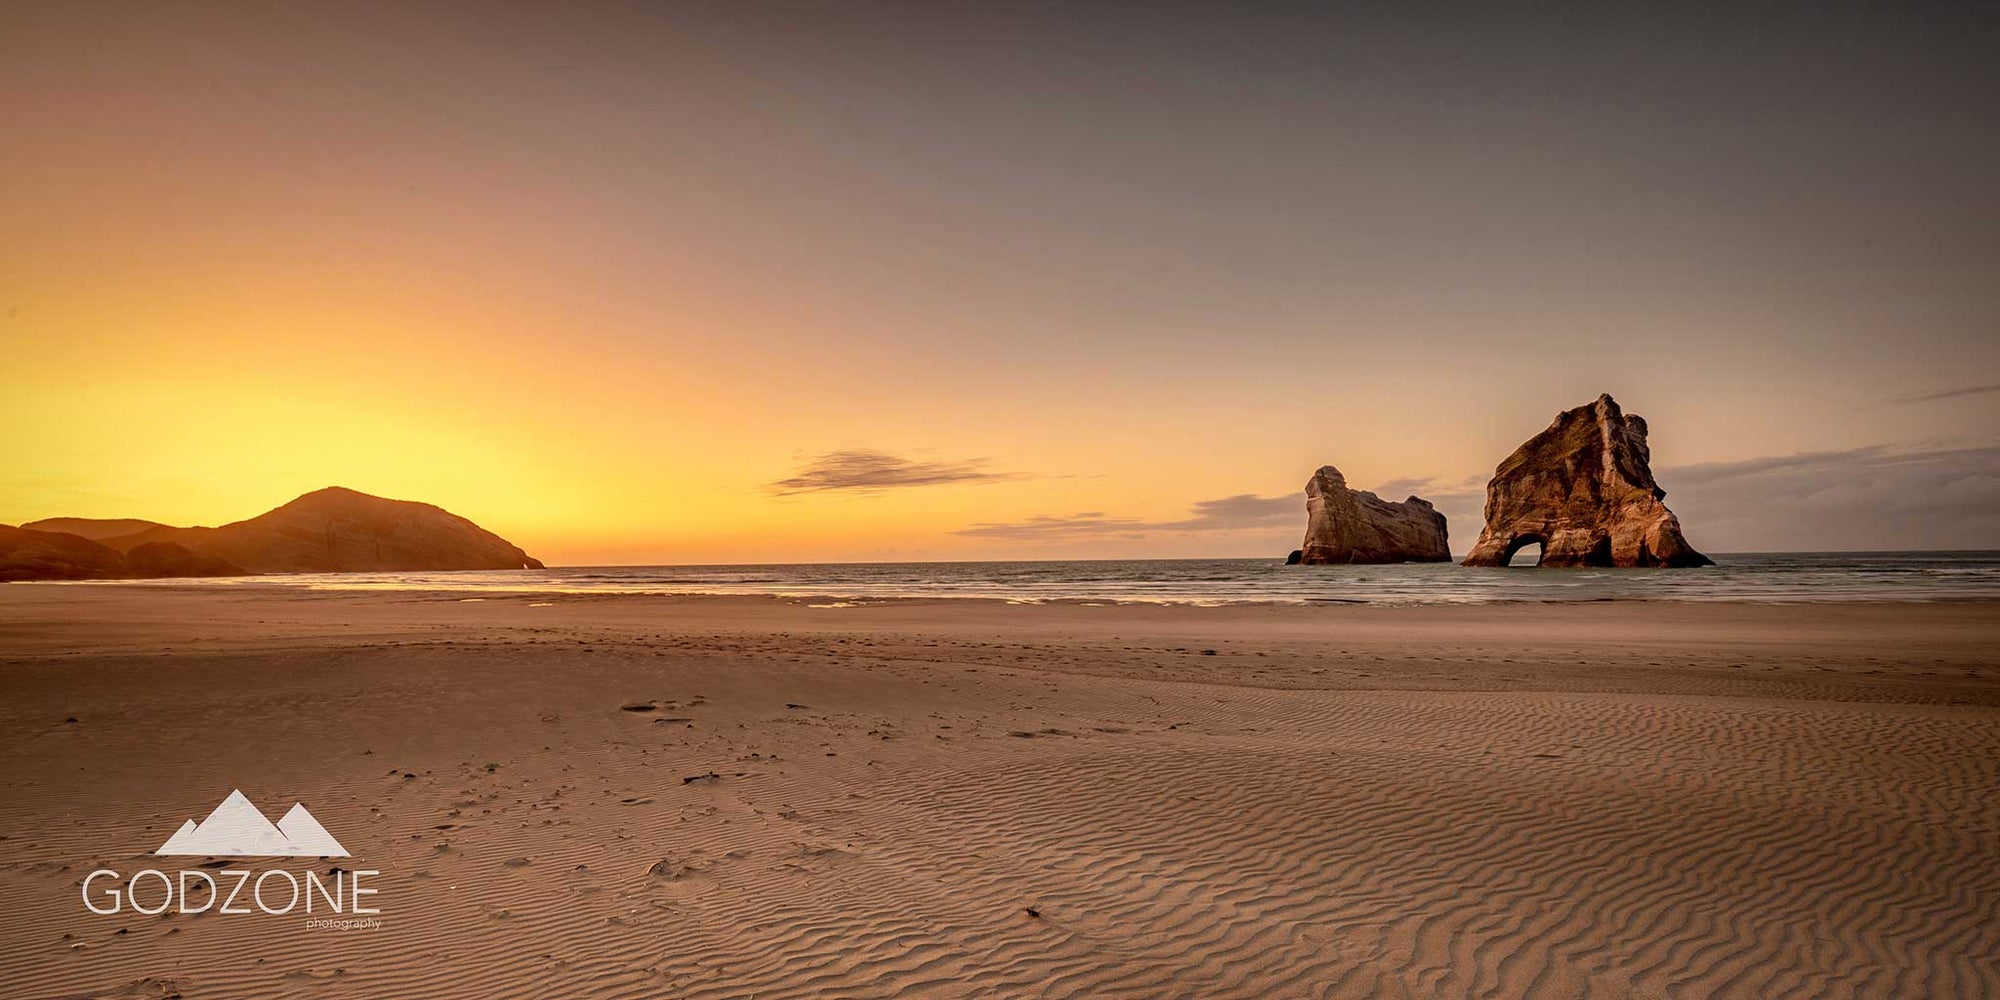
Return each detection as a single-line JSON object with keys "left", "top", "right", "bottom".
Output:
{"left": 0, "top": 525, "right": 130, "bottom": 581}
{"left": 98, "top": 487, "right": 545, "bottom": 573}
{"left": 122, "top": 541, "right": 245, "bottom": 578}
{"left": 21, "top": 517, "right": 170, "bottom": 541}
{"left": 1461, "top": 394, "right": 1711, "bottom": 568}
{"left": 1293, "top": 466, "right": 1451, "bottom": 564}
{"left": 6, "top": 487, "right": 543, "bottom": 580}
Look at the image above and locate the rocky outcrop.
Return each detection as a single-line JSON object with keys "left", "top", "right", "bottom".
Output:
{"left": 1462, "top": 394, "right": 1711, "bottom": 568}
{"left": 8, "top": 487, "right": 543, "bottom": 580}
{"left": 98, "top": 487, "right": 544, "bottom": 573}
{"left": 0, "top": 525, "right": 130, "bottom": 581}
{"left": 122, "top": 541, "right": 245, "bottom": 578}
{"left": 21, "top": 517, "right": 170, "bottom": 541}
{"left": 1293, "top": 466, "right": 1451, "bottom": 564}
{"left": 1, "top": 526, "right": 245, "bottom": 580}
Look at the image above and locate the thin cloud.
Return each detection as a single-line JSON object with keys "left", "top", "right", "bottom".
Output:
{"left": 769, "top": 450, "right": 1018, "bottom": 495}
{"left": 1897, "top": 384, "right": 2000, "bottom": 403}
{"left": 955, "top": 474, "right": 1495, "bottom": 543}
{"left": 1661, "top": 445, "right": 1995, "bottom": 489}
{"left": 956, "top": 492, "right": 1298, "bottom": 540}
{"left": 1661, "top": 444, "right": 2000, "bottom": 550}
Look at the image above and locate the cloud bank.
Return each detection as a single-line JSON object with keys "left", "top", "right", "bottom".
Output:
{"left": 1659, "top": 445, "right": 2000, "bottom": 552}
{"left": 952, "top": 445, "right": 1999, "bottom": 554}
{"left": 956, "top": 493, "right": 1298, "bottom": 540}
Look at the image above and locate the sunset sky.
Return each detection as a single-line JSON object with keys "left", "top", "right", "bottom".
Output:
{"left": 5, "top": 3, "right": 1995, "bottom": 563}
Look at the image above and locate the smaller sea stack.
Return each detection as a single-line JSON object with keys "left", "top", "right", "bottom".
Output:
{"left": 1293, "top": 466, "right": 1451, "bottom": 565}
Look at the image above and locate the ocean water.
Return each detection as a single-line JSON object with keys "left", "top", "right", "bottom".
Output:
{"left": 77, "top": 551, "right": 2000, "bottom": 606}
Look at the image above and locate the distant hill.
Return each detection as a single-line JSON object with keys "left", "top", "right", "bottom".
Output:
{"left": 0, "top": 524, "right": 128, "bottom": 581}
{"left": 20, "top": 517, "right": 171, "bottom": 541}
{"left": 4, "top": 487, "right": 542, "bottom": 580}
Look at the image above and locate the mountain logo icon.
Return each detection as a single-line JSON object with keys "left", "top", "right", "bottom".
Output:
{"left": 155, "top": 790, "right": 351, "bottom": 857}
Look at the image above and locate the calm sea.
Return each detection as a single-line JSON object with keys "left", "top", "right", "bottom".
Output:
{"left": 83, "top": 552, "right": 2000, "bottom": 606}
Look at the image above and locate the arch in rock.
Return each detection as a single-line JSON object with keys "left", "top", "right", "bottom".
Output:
{"left": 1459, "top": 394, "right": 1712, "bottom": 569}
{"left": 1499, "top": 533, "right": 1547, "bottom": 567}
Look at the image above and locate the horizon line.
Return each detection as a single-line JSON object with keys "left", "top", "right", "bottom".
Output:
{"left": 446, "top": 548, "right": 2000, "bottom": 569}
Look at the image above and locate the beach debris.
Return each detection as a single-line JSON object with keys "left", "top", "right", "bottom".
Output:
{"left": 1024, "top": 906, "right": 1042, "bottom": 918}
{"left": 682, "top": 772, "right": 721, "bottom": 784}
{"left": 621, "top": 703, "right": 657, "bottom": 712}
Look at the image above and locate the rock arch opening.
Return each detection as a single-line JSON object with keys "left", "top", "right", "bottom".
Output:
{"left": 1501, "top": 535, "right": 1545, "bottom": 567}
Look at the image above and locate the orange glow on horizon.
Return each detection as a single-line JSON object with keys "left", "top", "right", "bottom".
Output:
{"left": 6, "top": 4, "right": 1992, "bottom": 561}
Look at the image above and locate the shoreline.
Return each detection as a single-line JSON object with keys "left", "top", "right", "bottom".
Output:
{"left": 11, "top": 576, "right": 2000, "bottom": 608}
{"left": 4, "top": 586, "right": 1994, "bottom": 703}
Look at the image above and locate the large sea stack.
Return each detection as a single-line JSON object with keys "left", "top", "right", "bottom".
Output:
{"left": 1293, "top": 466, "right": 1451, "bottom": 564}
{"left": 10, "top": 486, "right": 544, "bottom": 579}
{"left": 1461, "top": 394, "right": 1711, "bottom": 568}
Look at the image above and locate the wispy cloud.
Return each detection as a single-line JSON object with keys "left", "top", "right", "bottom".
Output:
{"left": 1896, "top": 384, "right": 2000, "bottom": 403}
{"left": 769, "top": 450, "right": 1018, "bottom": 495}
{"left": 953, "top": 512, "right": 1154, "bottom": 541}
{"left": 956, "top": 492, "right": 1298, "bottom": 540}
{"left": 1660, "top": 444, "right": 2000, "bottom": 550}
{"left": 1663, "top": 444, "right": 1997, "bottom": 489}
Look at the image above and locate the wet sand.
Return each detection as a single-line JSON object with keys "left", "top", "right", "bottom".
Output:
{"left": 1, "top": 586, "right": 1995, "bottom": 998}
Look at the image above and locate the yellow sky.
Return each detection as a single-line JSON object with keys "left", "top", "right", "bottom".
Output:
{"left": 4, "top": 4, "right": 1995, "bottom": 561}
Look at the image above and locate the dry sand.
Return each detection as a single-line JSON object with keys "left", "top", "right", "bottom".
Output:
{"left": 0, "top": 586, "right": 1995, "bottom": 999}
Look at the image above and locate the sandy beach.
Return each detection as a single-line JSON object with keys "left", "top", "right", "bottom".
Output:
{"left": 0, "top": 586, "right": 1994, "bottom": 999}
